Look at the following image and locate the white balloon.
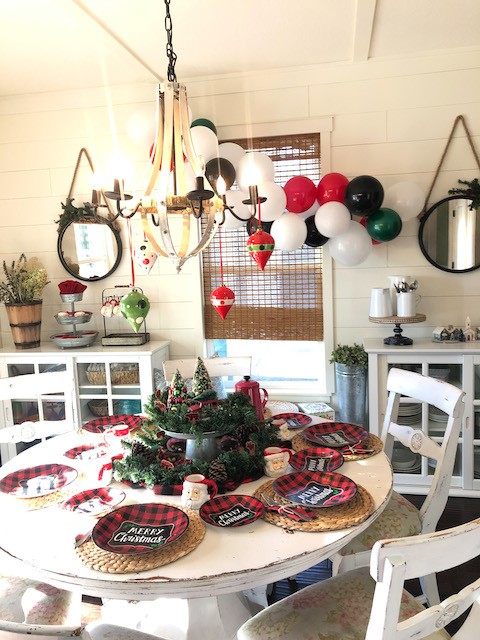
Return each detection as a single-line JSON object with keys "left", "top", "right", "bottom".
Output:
{"left": 218, "top": 142, "right": 246, "bottom": 172}
{"left": 237, "top": 152, "right": 275, "bottom": 192}
{"left": 297, "top": 202, "right": 319, "bottom": 221}
{"left": 383, "top": 181, "right": 426, "bottom": 221}
{"left": 271, "top": 213, "right": 307, "bottom": 250}
{"left": 126, "top": 104, "right": 156, "bottom": 146}
{"left": 190, "top": 125, "right": 219, "bottom": 163}
{"left": 222, "top": 189, "right": 251, "bottom": 229}
{"left": 257, "top": 181, "right": 287, "bottom": 222}
{"left": 328, "top": 221, "right": 372, "bottom": 266}
{"left": 314, "top": 201, "right": 351, "bottom": 237}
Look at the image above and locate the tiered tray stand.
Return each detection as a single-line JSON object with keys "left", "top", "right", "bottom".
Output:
{"left": 51, "top": 293, "right": 98, "bottom": 349}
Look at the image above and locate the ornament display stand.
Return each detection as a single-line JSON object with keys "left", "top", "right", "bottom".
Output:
{"left": 369, "top": 313, "right": 426, "bottom": 346}
{"left": 101, "top": 285, "right": 149, "bottom": 346}
{"left": 51, "top": 293, "right": 98, "bottom": 349}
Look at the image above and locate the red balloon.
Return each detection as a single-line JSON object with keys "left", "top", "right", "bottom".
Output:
{"left": 360, "top": 216, "right": 382, "bottom": 245}
{"left": 317, "top": 172, "right": 349, "bottom": 205}
{"left": 284, "top": 176, "right": 317, "bottom": 214}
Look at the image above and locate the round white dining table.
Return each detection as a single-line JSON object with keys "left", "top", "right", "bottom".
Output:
{"left": 0, "top": 424, "right": 393, "bottom": 640}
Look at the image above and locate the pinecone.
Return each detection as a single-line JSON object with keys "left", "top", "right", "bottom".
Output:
{"left": 208, "top": 460, "right": 228, "bottom": 485}
{"left": 130, "top": 440, "right": 157, "bottom": 463}
{"left": 234, "top": 423, "right": 259, "bottom": 446}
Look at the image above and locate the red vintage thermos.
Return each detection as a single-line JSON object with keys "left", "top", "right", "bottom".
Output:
{"left": 235, "top": 375, "right": 268, "bottom": 420}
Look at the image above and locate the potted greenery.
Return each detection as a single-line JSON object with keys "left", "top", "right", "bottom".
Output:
{"left": 0, "top": 254, "right": 50, "bottom": 349}
{"left": 448, "top": 178, "right": 480, "bottom": 210}
{"left": 330, "top": 343, "right": 368, "bottom": 427}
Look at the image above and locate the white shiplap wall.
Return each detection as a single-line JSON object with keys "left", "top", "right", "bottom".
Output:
{"left": 0, "top": 49, "right": 479, "bottom": 384}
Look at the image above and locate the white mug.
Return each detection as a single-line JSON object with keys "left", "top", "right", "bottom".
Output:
{"left": 388, "top": 275, "right": 412, "bottom": 314}
{"left": 397, "top": 291, "right": 422, "bottom": 317}
{"left": 103, "top": 423, "right": 130, "bottom": 448}
{"left": 369, "top": 288, "right": 393, "bottom": 318}
{"left": 181, "top": 473, "right": 218, "bottom": 509}
{"left": 264, "top": 446, "right": 292, "bottom": 478}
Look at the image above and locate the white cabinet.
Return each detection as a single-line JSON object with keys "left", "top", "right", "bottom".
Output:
{"left": 0, "top": 341, "right": 169, "bottom": 464}
{"left": 364, "top": 337, "right": 480, "bottom": 497}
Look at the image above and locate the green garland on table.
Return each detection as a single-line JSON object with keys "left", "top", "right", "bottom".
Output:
{"left": 113, "top": 391, "right": 284, "bottom": 490}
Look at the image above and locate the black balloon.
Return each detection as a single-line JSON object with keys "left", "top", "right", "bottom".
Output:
{"left": 246, "top": 218, "right": 273, "bottom": 235}
{"left": 344, "top": 175, "right": 384, "bottom": 216}
{"left": 205, "top": 157, "right": 236, "bottom": 191}
{"left": 304, "top": 215, "right": 329, "bottom": 247}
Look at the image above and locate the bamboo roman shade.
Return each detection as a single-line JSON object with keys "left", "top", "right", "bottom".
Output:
{"left": 202, "top": 132, "right": 323, "bottom": 341}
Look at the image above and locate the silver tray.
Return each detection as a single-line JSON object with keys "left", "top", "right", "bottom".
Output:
{"left": 54, "top": 313, "right": 92, "bottom": 325}
{"left": 50, "top": 331, "right": 98, "bottom": 349}
{"left": 59, "top": 293, "right": 84, "bottom": 303}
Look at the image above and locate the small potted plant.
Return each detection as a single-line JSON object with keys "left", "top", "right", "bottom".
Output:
{"left": 0, "top": 254, "right": 50, "bottom": 349}
{"left": 330, "top": 343, "right": 368, "bottom": 427}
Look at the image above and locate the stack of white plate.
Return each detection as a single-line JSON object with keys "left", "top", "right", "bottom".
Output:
{"left": 392, "top": 443, "right": 421, "bottom": 473}
{"left": 414, "top": 367, "right": 451, "bottom": 381}
{"left": 397, "top": 403, "right": 422, "bottom": 425}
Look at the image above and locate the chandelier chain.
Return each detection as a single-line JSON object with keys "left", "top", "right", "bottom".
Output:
{"left": 164, "top": 0, "right": 177, "bottom": 82}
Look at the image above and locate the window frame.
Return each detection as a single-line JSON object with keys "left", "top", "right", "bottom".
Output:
{"left": 203, "top": 117, "right": 335, "bottom": 398}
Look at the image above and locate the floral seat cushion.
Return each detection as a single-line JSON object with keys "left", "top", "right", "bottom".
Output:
{"left": 238, "top": 567, "right": 450, "bottom": 640}
{"left": 338, "top": 490, "right": 422, "bottom": 557}
{"left": 0, "top": 575, "right": 80, "bottom": 626}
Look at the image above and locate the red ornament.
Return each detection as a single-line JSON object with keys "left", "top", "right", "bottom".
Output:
{"left": 210, "top": 285, "right": 235, "bottom": 320}
{"left": 247, "top": 228, "right": 275, "bottom": 271}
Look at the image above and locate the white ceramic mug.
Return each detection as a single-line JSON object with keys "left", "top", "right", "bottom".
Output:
{"left": 397, "top": 291, "right": 422, "bottom": 317}
{"left": 103, "top": 423, "right": 130, "bottom": 448}
{"left": 264, "top": 446, "right": 292, "bottom": 478}
{"left": 181, "top": 473, "right": 218, "bottom": 509}
{"left": 388, "top": 275, "right": 412, "bottom": 314}
{"left": 369, "top": 288, "right": 393, "bottom": 318}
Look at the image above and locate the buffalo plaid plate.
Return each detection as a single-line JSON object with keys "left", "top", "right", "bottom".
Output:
{"left": 82, "top": 414, "right": 143, "bottom": 434}
{"left": 0, "top": 463, "right": 78, "bottom": 498}
{"left": 62, "top": 487, "right": 126, "bottom": 516}
{"left": 199, "top": 495, "right": 264, "bottom": 527}
{"left": 270, "top": 412, "right": 312, "bottom": 429}
{"left": 63, "top": 444, "right": 109, "bottom": 460}
{"left": 290, "top": 447, "right": 344, "bottom": 472}
{"left": 92, "top": 503, "right": 189, "bottom": 554}
{"left": 303, "top": 422, "right": 368, "bottom": 448}
{"left": 272, "top": 470, "right": 357, "bottom": 508}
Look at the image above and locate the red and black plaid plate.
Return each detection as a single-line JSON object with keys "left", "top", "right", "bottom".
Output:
{"left": 63, "top": 444, "right": 109, "bottom": 460}
{"left": 272, "top": 470, "right": 357, "bottom": 508}
{"left": 62, "top": 487, "right": 126, "bottom": 516}
{"left": 303, "top": 422, "right": 368, "bottom": 448}
{"left": 270, "top": 412, "right": 312, "bottom": 428}
{"left": 289, "top": 447, "right": 344, "bottom": 472}
{"left": 199, "top": 494, "right": 264, "bottom": 527}
{"left": 91, "top": 503, "right": 189, "bottom": 554}
{"left": 0, "top": 463, "right": 78, "bottom": 498}
{"left": 82, "top": 414, "right": 143, "bottom": 434}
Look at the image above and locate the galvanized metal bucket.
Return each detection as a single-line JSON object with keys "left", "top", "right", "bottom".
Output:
{"left": 335, "top": 363, "right": 367, "bottom": 428}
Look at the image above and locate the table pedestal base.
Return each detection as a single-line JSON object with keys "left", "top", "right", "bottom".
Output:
{"left": 101, "top": 593, "right": 256, "bottom": 640}
{"left": 383, "top": 323, "right": 413, "bottom": 346}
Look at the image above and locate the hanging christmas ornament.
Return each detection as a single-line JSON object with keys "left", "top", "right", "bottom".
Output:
{"left": 247, "top": 227, "right": 275, "bottom": 270}
{"left": 211, "top": 285, "right": 235, "bottom": 320}
{"left": 119, "top": 288, "right": 150, "bottom": 333}
{"left": 210, "top": 225, "right": 235, "bottom": 320}
{"left": 135, "top": 238, "right": 158, "bottom": 274}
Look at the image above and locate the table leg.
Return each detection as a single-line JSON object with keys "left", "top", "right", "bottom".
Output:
{"left": 102, "top": 593, "right": 254, "bottom": 640}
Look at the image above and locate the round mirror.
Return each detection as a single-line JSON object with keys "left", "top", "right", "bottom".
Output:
{"left": 418, "top": 195, "right": 480, "bottom": 273}
{"left": 57, "top": 217, "right": 123, "bottom": 281}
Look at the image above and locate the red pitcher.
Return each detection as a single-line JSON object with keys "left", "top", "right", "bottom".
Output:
{"left": 235, "top": 375, "right": 268, "bottom": 420}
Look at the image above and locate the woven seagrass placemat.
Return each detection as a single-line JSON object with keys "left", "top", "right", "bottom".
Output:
{"left": 12, "top": 485, "right": 79, "bottom": 512}
{"left": 75, "top": 506, "right": 205, "bottom": 573}
{"left": 291, "top": 432, "right": 383, "bottom": 461}
{"left": 254, "top": 479, "right": 374, "bottom": 532}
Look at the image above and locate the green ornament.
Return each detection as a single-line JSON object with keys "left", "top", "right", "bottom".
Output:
{"left": 120, "top": 289, "right": 150, "bottom": 333}
{"left": 191, "top": 118, "right": 217, "bottom": 134}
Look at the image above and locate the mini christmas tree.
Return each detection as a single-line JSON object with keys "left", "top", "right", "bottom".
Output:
{"left": 167, "top": 369, "right": 188, "bottom": 407}
{"left": 192, "top": 357, "right": 213, "bottom": 397}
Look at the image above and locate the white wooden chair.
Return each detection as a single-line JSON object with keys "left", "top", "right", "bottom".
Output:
{"left": 162, "top": 356, "right": 252, "bottom": 383}
{"left": 238, "top": 515, "right": 480, "bottom": 640}
{"left": 0, "top": 371, "right": 76, "bottom": 455}
{"left": 330, "top": 367, "right": 465, "bottom": 606}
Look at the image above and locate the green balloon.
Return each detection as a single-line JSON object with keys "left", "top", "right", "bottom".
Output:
{"left": 366, "top": 207, "right": 402, "bottom": 242}
{"left": 191, "top": 118, "right": 217, "bottom": 135}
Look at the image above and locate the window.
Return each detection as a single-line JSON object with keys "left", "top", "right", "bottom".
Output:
{"left": 202, "top": 132, "right": 330, "bottom": 398}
